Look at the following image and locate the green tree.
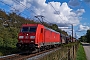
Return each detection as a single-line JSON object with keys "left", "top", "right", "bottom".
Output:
{"left": 86, "top": 30, "right": 90, "bottom": 43}
{"left": 0, "top": 37, "right": 3, "bottom": 46}
{"left": 79, "top": 35, "right": 87, "bottom": 42}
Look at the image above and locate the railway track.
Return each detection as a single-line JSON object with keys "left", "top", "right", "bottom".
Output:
{"left": 0, "top": 54, "right": 20, "bottom": 60}
{"left": 0, "top": 47, "right": 61, "bottom": 60}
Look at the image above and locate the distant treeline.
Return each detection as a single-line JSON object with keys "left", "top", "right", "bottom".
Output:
{"left": 79, "top": 30, "right": 90, "bottom": 43}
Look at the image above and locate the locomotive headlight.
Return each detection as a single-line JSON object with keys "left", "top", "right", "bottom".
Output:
{"left": 30, "top": 36, "right": 35, "bottom": 39}
{"left": 31, "top": 40, "right": 34, "bottom": 43}
{"left": 19, "top": 36, "right": 24, "bottom": 39}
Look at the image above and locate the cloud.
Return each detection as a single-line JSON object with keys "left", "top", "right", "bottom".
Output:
{"left": 76, "top": 9, "right": 85, "bottom": 16}
{"left": 11, "top": 0, "right": 27, "bottom": 12}
{"left": 78, "top": 25, "right": 90, "bottom": 31}
{"left": 3, "top": 0, "right": 13, "bottom": 5}
{"left": 68, "top": 0, "right": 80, "bottom": 7}
{"left": 84, "top": 0, "right": 90, "bottom": 3}
{"left": 1, "top": 0, "right": 85, "bottom": 27}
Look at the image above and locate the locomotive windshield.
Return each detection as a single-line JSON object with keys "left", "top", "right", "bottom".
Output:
{"left": 29, "top": 27, "right": 37, "bottom": 32}
{"left": 21, "top": 26, "right": 37, "bottom": 32}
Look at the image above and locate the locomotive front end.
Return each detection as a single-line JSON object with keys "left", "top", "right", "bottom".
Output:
{"left": 16, "top": 24, "right": 37, "bottom": 50}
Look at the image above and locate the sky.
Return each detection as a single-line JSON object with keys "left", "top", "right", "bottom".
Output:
{"left": 0, "top": 0, "right": 90, "bottom": 38}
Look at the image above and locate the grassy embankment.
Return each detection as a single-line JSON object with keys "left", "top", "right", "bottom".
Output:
{"left": 38, "top": 42, "right": 78, "bottom": 60}
{"left": 76, "top": 43, "right": 87, "bottom": 60}
{"left": 0, "top": 47, "right": 19, "bottom": 56}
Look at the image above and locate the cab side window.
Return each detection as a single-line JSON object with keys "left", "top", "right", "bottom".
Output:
{"left": 41, "top": 28, "right": 43, "bottom": 33}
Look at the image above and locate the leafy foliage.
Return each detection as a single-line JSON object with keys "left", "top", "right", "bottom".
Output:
{"left": 79, "top": 35, "right": 87, "bottom": 42}
{"left": 86, "top": 30, "right": 90, "bottom": 43}
{"left": 79, "top": 30, "right": 90, "bottom": 43}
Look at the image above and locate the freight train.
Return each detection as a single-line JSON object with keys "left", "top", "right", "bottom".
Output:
{"left": 16, "top": 24, "right": 71, "bottom": 51}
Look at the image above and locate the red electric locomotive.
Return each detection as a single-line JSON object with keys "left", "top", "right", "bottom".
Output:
{"left": 16, "top": 24, "right": 61, "bottom": 51}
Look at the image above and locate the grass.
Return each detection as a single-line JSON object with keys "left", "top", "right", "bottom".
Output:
{"left": 76, "top": 43, "right": 87, "bottom": 60}
{"left": 38, "top": 47, "right": 68, "bottom": 60}
{"left": 0, "top": 46, "right": 19, "bottom": 56}
{"left": 38, "top": 42, "right": 78, "bottom": 60}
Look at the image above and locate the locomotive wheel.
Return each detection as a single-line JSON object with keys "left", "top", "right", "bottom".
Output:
{"left": 35, "top": 48, "right": 40, "bottom": 53}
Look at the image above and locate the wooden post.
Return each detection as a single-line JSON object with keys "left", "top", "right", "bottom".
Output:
{"left": 68, "top": 49, "right": 70, "bottom": 60}
{"left": 73, "top": 45, "right": 74, "bottom": 59}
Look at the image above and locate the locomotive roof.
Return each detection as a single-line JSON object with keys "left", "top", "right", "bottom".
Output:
{"left": 45, "top": 27, "right": 60, "bottom": 34}
{"left": 22, "top": 24, "right": 60, "bottom": 34}
{"left": 22, "top": 24, "right": 38, "bottom": 27}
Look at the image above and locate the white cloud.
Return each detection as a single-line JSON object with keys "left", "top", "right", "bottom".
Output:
{"left": 76, "top": 9, "right": 85, "bottom": 16}
{"left": 1, "top": 0, "right": 85, "bottom": 27}
{"left": 3, "top": 0, "right": 13, "bottom": 5}
{"left": 79, "top": 25, "right": 90, "bottom": 31}
{"left": 11, "top": 0, "right": 27, "bottom": 12}
{"left": 68, "top": 0, "right": 80, "bottom": 7}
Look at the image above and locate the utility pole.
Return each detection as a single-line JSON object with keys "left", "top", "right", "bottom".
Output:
{"left": 75, "top": 32, "right": 77, "bottom": 39}
{"left": 72, "top": 24, "right": 73, "bottom": 42}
